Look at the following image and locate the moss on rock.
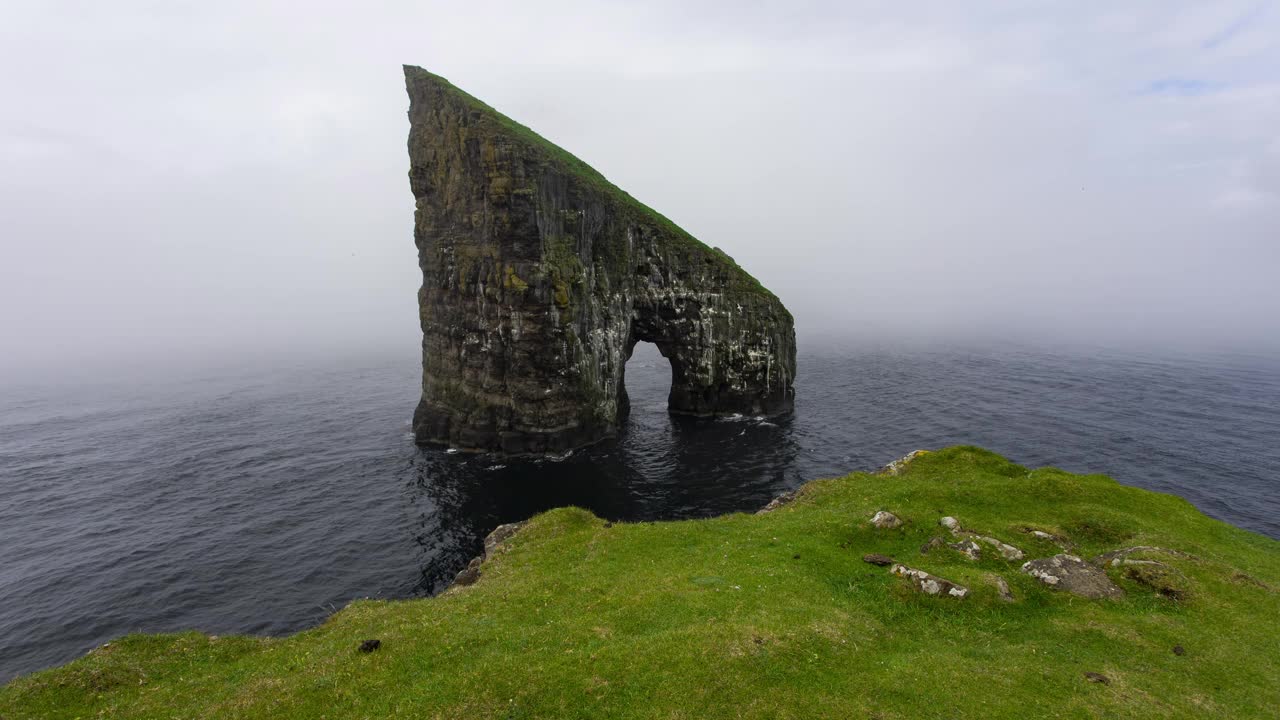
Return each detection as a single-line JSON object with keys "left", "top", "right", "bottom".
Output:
{"left": 405, "top": 65, "right": 796, "bottom": 454}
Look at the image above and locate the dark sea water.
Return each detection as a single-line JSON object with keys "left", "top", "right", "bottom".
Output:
{"left": 2, "top": 342, "right": 1279, "bottom": 683}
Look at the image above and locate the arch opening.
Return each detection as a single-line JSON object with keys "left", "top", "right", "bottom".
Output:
{"left": 618, "top": 340, "right": 675, "bottom": 420}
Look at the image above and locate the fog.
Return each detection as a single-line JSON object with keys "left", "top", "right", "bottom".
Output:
{"left": 3, "top": 1, "right": 1278, "bottom": 380}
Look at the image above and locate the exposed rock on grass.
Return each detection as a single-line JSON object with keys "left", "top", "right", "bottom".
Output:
{"left": 449, "top": 522, "right": 530, "bottom": 591}
{"left": 1023, "top": 527, "right": 1074, "bottom": 550}
{"left": 862, "top": 553, "right": 895, "bottom": 566}
{"left": 757, "top": 490, "right": 798, "bottom": 514}
{"left": 484, "top": 522, "right": 527, "bottom": 558}
{"left": 949, "top": 539, "right": 982, "bottom": 561}
{"left": 982, "top": 537, "right": 1026, "bottom": 561}
{"left": 1093, "top": 546, "right": 1197, "bottom": 567}
{"left": 988, "top": 574, "right": 1015, "bottom": 602}
{"left": 450, "top": 557, "right": 483, "bottom": 588}
{"left": 1022, "top": 554, "right": 1125, "bottom": 599}
{"left": 890, "top": 564, "right": 969, "bottom": 598}
{"left": 938, "top": 516, "right": 1024, "bottom": 560}
{"left": 876, "top": 450, "right": 930, "bottom": 476}
{"left": 870, "top": 511, "right": 903, "bottom": 529}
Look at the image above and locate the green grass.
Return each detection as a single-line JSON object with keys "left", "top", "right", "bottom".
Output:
{"left": 5, "top": 446, "right": 1279, "bottom": 718}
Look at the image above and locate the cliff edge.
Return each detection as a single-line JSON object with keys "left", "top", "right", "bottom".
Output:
{"left": 6, "top": 447, "right": 1279, "bottom": 718}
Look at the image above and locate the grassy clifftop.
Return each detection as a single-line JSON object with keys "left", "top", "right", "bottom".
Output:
{"left": 5, "top": 447, "right": 1279, "bottom": 718}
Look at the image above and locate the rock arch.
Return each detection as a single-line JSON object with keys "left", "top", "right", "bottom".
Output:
{"left": 405, "top": 66, "right": 796, "bottom": 455}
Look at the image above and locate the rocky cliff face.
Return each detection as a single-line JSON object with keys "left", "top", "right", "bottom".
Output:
{"left": 405, "top": 65, "right": 796, "bottom": 455}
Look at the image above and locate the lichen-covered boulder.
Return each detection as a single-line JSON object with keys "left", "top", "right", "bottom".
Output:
{"left": 450, "top": 556, "right": 483, "bottom": 588}
{"left": 483, "top": 521, "right": 526, "bottom": 559}
{"left": 870, "top": 511, "right": 903, "bottom": 529}
{"left": 949, "top": 539, "right": 982, "bottom": 561}
{"left": 988, "top": 573, "right": 1015, "bottom": 602}
{"left": 890, "top": 564, "right": 969, "bottom": 598}
{"left": 876, "top": 449, "right": 930, "bottom": 476}
{"left": 404, "top": 66, "right": 796, "bottom": 455}
{"left": 981, "top": 536, "right": 1025, "bottom": 561}
{"left": 1092, "top": 546, "right": 1196, "bottom": 567}
{"left": 1022, "top": 554, "right": 1124, "bottom": 599}
{"left": 939, "top": 515, "right": 1024, "bottom": 560}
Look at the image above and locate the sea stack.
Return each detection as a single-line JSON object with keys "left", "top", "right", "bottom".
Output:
{"left": 404, "top": 65, "right": 796, "bottom": 455}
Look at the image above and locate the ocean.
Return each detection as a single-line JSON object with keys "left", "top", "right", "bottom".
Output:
{"left": 2, "top": 341, "right": 1278, "bottom": 683}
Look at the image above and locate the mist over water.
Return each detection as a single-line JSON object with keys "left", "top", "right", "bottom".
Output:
{"left": 2, "top": 340, "right": 1278, "bottom": 683}
{"left": 4, "top": 3, "right": 1280, "bottom": 375}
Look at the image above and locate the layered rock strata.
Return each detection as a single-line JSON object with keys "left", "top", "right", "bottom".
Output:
{"left": 405, "top": 66, "right": 797, "bottom": 454}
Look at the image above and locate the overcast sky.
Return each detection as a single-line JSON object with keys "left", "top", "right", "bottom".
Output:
{"left": 2, "top": 1, "right": 1278, "bottom": 378}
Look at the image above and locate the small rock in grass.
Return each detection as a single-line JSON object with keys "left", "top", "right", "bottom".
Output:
{"left": 988, "top": 573, "right": 1015, "bottom": 602}
{"left": 359, "top": 639, "right": 381, "bottom": 653}
{"left": 1173, "top": 645, "right": 1186, "bottom": 656}
{"left": 1093, "top": 545, "right": 1196, "bottom": 567}
{"left": 948, "top": 539, "right": 982, "bottom": 561}
{"left": 451, "top": 556, "right": 483, "bottom": 587}
{"left": 1026, "top": 528, "right": 1072, "bottom": 549}
{"left": 863, "top": 553, "right": 894, "bottom": 566}
{"left": 890, "top": 564, "right": 969, "bottom": 598}
{"left": 1084, "top": 672, "right": 1110, "bottom": 685}
{"left": 483, "top": 521, "right": 526, "bottom": 559}
{"left": 976, "top": 535, "right": 1025, "bottom": 561}
{"left": 876, "top": 449, "right": 929, "bottom": 476}
{"left": 1022, "top": 554, "right": 1124, "bottom": 600}
{"left": 757, "top": 490, "right": 798, "bottom": 514}
{"left": 870, "top": 511, "right": 903, "bottom": 529}
{"left": 939, "top": 516, "right": 1024, "bottom": 560}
